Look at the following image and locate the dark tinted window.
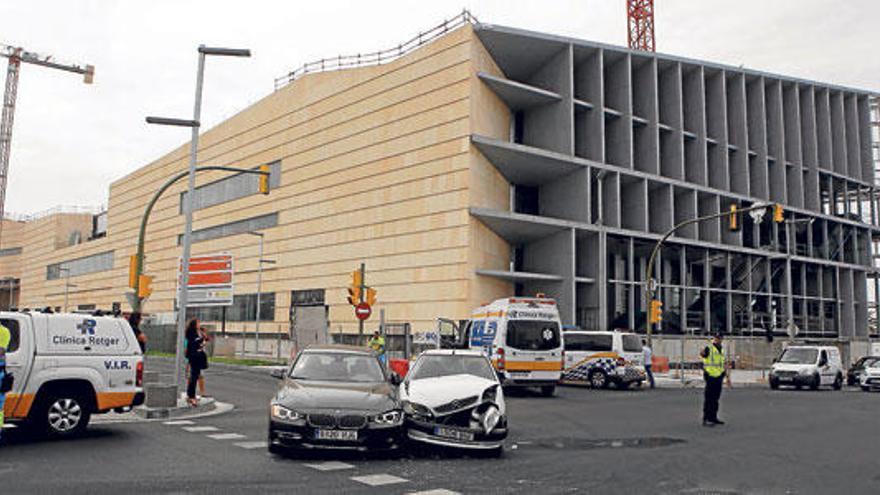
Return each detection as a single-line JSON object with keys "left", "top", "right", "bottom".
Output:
{"left": 506, "top": 320, "right": 560, "bottom": 351}
{"left": 0, "top": 319, "right": 20, "bottom": 353}
{"left": 622, "top": 334, "right": 642, "bottom": 352}
{"left": 564, "top": 333, "right": 612, "bottom": 352}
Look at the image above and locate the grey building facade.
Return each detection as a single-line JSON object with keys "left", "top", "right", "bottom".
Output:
{"left": 470, "top": 23, "right": 880, "bottom": 344}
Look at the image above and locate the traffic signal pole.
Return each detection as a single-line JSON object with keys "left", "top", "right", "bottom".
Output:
{"left": 358, "top": 262, "right": 366, "bottom": 343}
{"left": 644, "top": 203, "right": 782, "bottom": 347}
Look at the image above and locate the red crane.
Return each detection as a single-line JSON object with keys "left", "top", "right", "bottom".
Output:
{"left": 627, "top": 0, "right": 655, "bottom": 52}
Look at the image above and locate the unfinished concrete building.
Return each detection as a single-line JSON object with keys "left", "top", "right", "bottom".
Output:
{"left": 469, "top": 23, "right": 880, "bottom": 351}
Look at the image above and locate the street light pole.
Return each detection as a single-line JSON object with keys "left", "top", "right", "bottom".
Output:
{"left": 59, "top": 267, "right": 75, "bottom": 312}
{"left": 247, "top": 231, "right": 276, "bottom": 357}
{"left": 147, "top": 45, "right": 250, "bottom": 395}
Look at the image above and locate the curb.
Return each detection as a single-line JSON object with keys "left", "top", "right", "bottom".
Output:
{"left": 92, "top": 400, "right": 234, "bottom": 425}
{"left": 146, "top": 356, "right": 285, "bottom": 377}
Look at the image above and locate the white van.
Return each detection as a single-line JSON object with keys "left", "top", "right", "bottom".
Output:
{"left": 561, "top": 330, "right": 646, "bottom": 389}
{"left": 769, "top": 345, "right": 843, "bottom": 390}
{"left": 465, "top": 297, "right": 563, "bottom": 396}
{"left": 2, "top": 311, "right": 144, "bottom": 436}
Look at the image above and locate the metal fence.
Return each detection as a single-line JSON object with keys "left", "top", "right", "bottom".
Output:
{"left": 274, "top": 9, "right": 478, "bottom": 90}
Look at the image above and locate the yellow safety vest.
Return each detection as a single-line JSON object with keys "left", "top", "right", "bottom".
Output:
{"left": 369, "top": 336, "right": 385, "bottom": 355}
{"left": 0, "top": 323, "right": 10, "bottom": 350}
{"left": 703, "top": 343, "right": 725, "bottom": 378}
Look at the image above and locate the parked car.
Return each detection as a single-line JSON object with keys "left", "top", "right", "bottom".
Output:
{"left": 560, "top": 330, "right": 645, "bottom": 389}
{"left": 859, "top": 360, "right": 880, "bottom": 392}
{"left": 400, "top": 349, "right": 507, "bottom": 456}
{"left": 267, "top": 345, "right": 404, "bottom": 454}
{"left": 1, "top": 311, "right": 144, "bottom": 437}
{"left": 769, "top": 345, "right": 843, "bottom": 390}
{"left": 847, "top": 356, "right": 880, "bottom": 386}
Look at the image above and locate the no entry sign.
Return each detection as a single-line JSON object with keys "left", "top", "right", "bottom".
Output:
{"left": 355, "top": 302, "right": 372, "bottom": 320}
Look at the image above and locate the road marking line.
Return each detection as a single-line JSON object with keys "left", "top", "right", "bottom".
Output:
{"left": 351, "top": 474, "right": 409, "bottom": 486}
{"left": 182, "top": 426, "right": 219, "bottom": 432}
{"left": 303, "top": 461, "right": 356, "bottom": 471}
{"left": 407, "top": 490, "right": 461, "bottom": 495}
{"left": 207, "top": 433, "right": 247, "bottom": 440}
{"left": 235, "top": 441, "right": 269, "bottom": 449}
{"left": 163, "top": 420, "right": 195, "bottom": 426}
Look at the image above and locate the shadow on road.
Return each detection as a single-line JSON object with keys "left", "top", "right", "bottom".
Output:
{"left": 1, "top": 425, "right": 127, "bottom": 447}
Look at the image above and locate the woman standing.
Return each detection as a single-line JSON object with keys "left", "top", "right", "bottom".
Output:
{"left": 185, "top": 318, "right": 208, "bottom": 407}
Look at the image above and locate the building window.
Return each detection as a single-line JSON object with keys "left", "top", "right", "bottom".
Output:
{"left": 187, "top": 292, "right": 275, "bottom": 322}
{"left": 46, "top": 251, "right": 114, "bottom": 280}
{"left": 0, "top": 247, "right": 22, "bottom": 257}
{"left": 178, "top": 213, "right": 279, "bottom": 245}
{"left": 180, "top": 161, "right": 281, "bottom": 213}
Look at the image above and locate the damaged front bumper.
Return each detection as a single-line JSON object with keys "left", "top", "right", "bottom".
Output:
{"left": 405, "top": 416, "right": 508, "bottom": 450}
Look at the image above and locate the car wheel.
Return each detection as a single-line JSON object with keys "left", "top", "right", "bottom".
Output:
{"left": 540, "top": 385, "right": 556, "bottom": 397}
{"left": 861, "top": 385, "right": 870, "bottom": 392}
{"left": 769, "top": 378, "right": 779, "bottom": 390}
{"left": 833, "top": 374, "right": 843, "bottom": 391}
{"left": 809, "top": 374, "right": 820, "bottom": 391}
{"left": 39, "top": 394, "right": 91, "bottom": 438}
{"left": 588, "top": 370, "right": 609, "bottom": 389}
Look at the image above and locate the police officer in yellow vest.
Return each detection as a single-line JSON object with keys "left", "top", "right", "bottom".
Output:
{"left": 0, "top": 321, "right": 11, "bottom": 442}
{"left": 368, "top": 330, "right": 386, "bottom": 366}
{"left": 701, "top": 332, "right": 731, "bottom": 427}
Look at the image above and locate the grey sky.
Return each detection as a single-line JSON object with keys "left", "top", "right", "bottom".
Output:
{"left": 1, "top": 0, "right": 877, "bottom": 214}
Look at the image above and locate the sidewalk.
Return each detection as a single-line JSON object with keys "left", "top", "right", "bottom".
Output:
{"left": 653, "top": 369, "right": 768, "bottom": 389}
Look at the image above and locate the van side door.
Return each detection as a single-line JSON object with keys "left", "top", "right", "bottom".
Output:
{"left": 1, "top": 314, "right": 34, "bottom": 418}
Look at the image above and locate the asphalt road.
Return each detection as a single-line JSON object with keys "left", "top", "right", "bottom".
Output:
{"left": 2, "top": 357, "right": 878, "bottom": 494}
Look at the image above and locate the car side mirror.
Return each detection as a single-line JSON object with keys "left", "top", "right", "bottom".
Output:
{"left": 389, "top": 373, "right": 402, "bottom": 386}
{"left": 270, "top": 368, "right": 286, "bottom": 380}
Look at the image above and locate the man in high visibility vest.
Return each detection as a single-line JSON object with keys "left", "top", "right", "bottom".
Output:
{"left": 368, "top": 330, "right": 386, "bottom": 366}
{"left": 0, "top": 321, "right": 11, "bottom": 442}
{"left": 700, "top": 332, "right": 731, "bottom": 427}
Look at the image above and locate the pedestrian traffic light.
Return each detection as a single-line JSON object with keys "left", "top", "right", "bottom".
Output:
{"left": 648, "top": 299, "right": 663, "bottom": 324}
{"left": 772, "top": 203, "right": 784, "bottom": 223}
{"left": 365, "top": 287, "right": 377, "bottom": 306}
{"left": 347, "top": 270, "right": 362, "bottom": 305}
{"left": 728, "top": 204, "right": 739, "bottom": 231}
{"left": 137, "top": 274, "right": 153, "bottom": 298}
{"left": 128, "top": 255, "right": 138, "bottom": 289}
{"left": 258, "top": 164, "right": 270, "bottom": 195}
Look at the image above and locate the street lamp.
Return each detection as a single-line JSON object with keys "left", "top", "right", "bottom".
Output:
{"left": 146, "top": 44, "right": 250, "bottom": 394}
{"left": 246, "top": 231, "right": 276, "bottom": 356}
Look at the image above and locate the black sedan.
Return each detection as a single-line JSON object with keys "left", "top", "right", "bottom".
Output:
{"left": 268, "top": 345, "right": 404, "bottom": 454}
{"left": 847, "top": 356, "right": 880, "bottom": 386}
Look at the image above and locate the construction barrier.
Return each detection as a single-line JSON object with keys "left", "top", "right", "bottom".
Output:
{"left": 389, "top": 358, "right": 410, "bottom": 377}
{"left": 652, "top": 356, "right": 670, "bottom": 373}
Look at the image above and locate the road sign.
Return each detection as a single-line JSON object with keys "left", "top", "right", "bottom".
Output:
{"left": 179, "top": 253, "right": 234, "bottom": 307}
{"left": 355, "top": 302, "right": 372, "bottom": 321}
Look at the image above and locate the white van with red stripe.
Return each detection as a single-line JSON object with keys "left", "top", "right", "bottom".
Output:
{"left": 466, "top": 297, "right": 563, "bottom": 397}
{"left": 2, "top": 311, "right": 144, "bottom": 437}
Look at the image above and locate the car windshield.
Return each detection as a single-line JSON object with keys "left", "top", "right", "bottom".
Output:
{"left": 622, "top": 334, "right": 642, "bottom": 352}
{"left": 867, "top": 359, "right": 880, "bottom": 369}
{"left": 290, "top": 352, "right": 384, "bottom": 382}
{"left": 779, "top": 348, "right": 818, "bottom": 364}
{"left": 410, "top": 354, "right": 496, "bottom": 381}
{"left": 506, "top": 320, "right": 561, "bottom": 351}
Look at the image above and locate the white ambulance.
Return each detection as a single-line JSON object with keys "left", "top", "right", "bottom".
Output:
{"left": 2, "top": 311, "right": 144, "bottom": 437}
{"left": 465, "top": 297, "right": 564, "bottom": 396}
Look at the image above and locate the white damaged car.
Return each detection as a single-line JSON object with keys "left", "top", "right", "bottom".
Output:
{"left": 400, "top": 349, "right": 507, "bottom": 455}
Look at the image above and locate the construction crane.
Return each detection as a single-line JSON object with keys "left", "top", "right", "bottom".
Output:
{"left": 0, "top": 44, "right": 94, "bottom": 243}
{"left": 627, "top": 0, "right": 655, "bottom": 52}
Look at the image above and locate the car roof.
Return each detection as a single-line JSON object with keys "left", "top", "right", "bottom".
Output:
{"left": 303, "top": 344, "right": 373, "bottom": 355}
{"left": 419, "top": 349, "right": 485, "bottom": 357}
{"left": 563, "top": 330, "right": 636, "bottom": 336}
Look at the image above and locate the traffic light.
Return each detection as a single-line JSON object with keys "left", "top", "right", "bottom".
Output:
{"left": 347, "top": 270, "right": 362, "bottom": 305}
{"left": 728, "top": 204, "right": 739, "bottom": 231}
{"left": 772, "top": 203, "right": 784, "bottom": 223}
{"left": 258, "top": 164, "right": 270, "bottom": 195}
{"left": 128, "top": 255, "right": 138, "bottom": 289}
{"left": 648, "top": 299, "right": 663, "bottom": 324}
{"left": 137, "top": 274, "right": 153, "bottom": 298}
{"left": 365, "top": 287, "right": 377, "bottom": 306}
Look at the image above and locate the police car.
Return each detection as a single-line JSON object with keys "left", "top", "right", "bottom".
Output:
{"left": 2, "top": 311, "right": 144, "bottom": 437}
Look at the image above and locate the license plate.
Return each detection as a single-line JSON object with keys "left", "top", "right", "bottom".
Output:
{"left": 434, "top": 426, "right": 474, "bottom": 442}
{"left": 314, "top": 429, "right": 358, "bottom": 441}
{"left": 509, "top": 371, "right": 532, "bottom": 376}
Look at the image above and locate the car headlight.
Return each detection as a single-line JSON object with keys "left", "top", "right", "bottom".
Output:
{"left": 271, "top": 404, "right": 303, "bottom": 422}
{"left": 481, "top": 405, "right": 502, "bottom": 434}
{"left": 370, "top": 409, "right": 403, "bottom": 425}
{"left": 402, "top": 401, "right": 431, "bottom": 417}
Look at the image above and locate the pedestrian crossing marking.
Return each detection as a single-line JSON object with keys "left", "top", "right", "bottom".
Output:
{"left": 234, "top": 441, "right": 268, "bottom": 449}
{"left": 182, "top": 426, "right": 219, "bottom": 432}
{"left": 163, "top": 420, "right": 195, "bottom": 426}
{"left": 207, "top": 433, "right": 247, "bottom": 440}
{"left": 407, "top": 490, "right": 461, "bottom": 495}
{"left": 303, "top": 461, "right": 356, "bottom": 471}
{"left": 351, "top": 474, "right": 409, "bottom": 486}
